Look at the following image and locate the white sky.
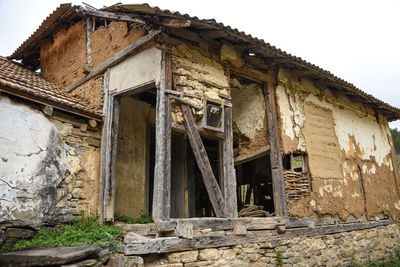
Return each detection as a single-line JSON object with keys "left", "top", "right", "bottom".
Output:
{"left": 1, "top": 0, "right": 399, "bottom": 128}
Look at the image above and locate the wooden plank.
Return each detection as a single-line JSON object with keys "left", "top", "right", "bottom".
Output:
{"left": 65, "top": 29, "right": 161, "bottom": 93}
{"left": 152, "top": 52, "right": 172, "bottom": 221}
{"left": 180, "top": 103, "right": 228, "bottom": 218}
{"left": 223, "top": 106, "right": 238, "bottom": 217}
{"left": 171, "top": 133, "right": 186, "bottom": 218}
{"left": 125, "top": 219, "right": 392, "bottom": 255}
{"left": 264, "top": 82, "right": 288, "bottom": 217}
{"left": 234, "top": 145, "right": 271, "bottom": 165}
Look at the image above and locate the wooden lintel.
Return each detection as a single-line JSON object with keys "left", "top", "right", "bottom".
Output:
{"left": 234, "top": 145, "right": 271, "bottom": 165}
{"left": 158, "top": 18, "right": 191, "bottom": 28}
{"left": 264, "top": 82, "right": 288, "bottom": 217}
{"left": 65, "top": 28, "right": 161, "bottom": 93}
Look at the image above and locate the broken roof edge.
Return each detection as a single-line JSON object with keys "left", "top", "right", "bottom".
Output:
{"left": 9, "top": 3, "right": 400, "bottom": 121}
{"left": 0, "top": 56, "right": 102, "bottom": 120}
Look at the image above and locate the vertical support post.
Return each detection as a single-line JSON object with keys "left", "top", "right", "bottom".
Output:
{"left": 152, "top": 52, "right": 172, "bottom": 221}
{"left": 99, "top": 70, "right": 120, "bottom": 222}
{"left": 223, "top": 106, "right": 238, "bottom": 217}
{"left": 264, "top": 81, "right": 288, "bottom": 217}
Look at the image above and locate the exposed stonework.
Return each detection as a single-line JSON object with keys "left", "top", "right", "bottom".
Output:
{"left": 0, "top": 94, "right": 100, "bottom": 228}
{"left": 143, "top": 224, "right": 400, "bottom": 267}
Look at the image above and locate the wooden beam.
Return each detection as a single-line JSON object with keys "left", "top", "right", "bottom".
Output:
{"left": 65, "top": 28, "right": 161, "bottom": 93}
{"left": 223, "top": 106, "right": 238, "bottom": 217}
{"left": 99, "top": 70, "right": 120, "bottom": 222}
{"left": 264, "top": 82, "right": 288, "bottom": 217}
{"left": 158, "top": 18, "right": 191, "bottom": 28}
{"left": 125, "top": 219, "right": 392, "bottom": 255}
{"left": 180, "top": 101, "right": 228, "bottom": 218}
{"left": 152, "top": 52, "right": 172, "bottom": 221}
{"left": 78, "top": 7, "right": 146, "bottom": 24}
{"left": 234, "top": 145, "right": 271, "bottom": 165}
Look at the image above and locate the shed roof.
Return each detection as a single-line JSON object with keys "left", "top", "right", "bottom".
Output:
{"left": 0, "top": 56, "right": 102, "bottom": 120}
{"left": 9, "top": 3, "right": 400, "bottom": 121}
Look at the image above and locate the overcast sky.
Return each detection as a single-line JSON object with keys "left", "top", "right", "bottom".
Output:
{"left": 1, "top": 0, "right": 399, "bottom": 128}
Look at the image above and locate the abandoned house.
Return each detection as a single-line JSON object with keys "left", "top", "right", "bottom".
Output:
{"left": 1, "top": 3, "right": 400, "bottom": 266}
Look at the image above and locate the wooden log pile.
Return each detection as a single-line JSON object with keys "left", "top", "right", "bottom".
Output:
{"left": 283, "top": 170, "right": 310, "bottom": 201}
{"left": 238, "top": 205, "right": 272, "bottom": 217}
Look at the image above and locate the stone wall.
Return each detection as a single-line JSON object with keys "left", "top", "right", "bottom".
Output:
{"left": 143, "top": 224, "right": 400, "bottom": 267}
{"left": 0, "top": 94, "right": 100, "bottom": 231}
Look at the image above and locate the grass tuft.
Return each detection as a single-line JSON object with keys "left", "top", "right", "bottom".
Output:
{"left": 11, "top": 216, "right": 122, "bottom": 251}
{"left": 114, "top": 213, "right": 153, "bottom": 224}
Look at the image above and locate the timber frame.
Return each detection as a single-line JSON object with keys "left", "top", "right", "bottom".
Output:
{"left": 98, "top": 26, "right": 290, "bottom": 222}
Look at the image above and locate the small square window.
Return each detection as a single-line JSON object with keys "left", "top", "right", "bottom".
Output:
{"left": 201, "top": 99, "right": 224, "bottom": 132}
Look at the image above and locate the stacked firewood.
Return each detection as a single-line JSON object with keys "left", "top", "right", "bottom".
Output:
{"left": 238, "top": 205, "right": 272, "bottom": 217}
{"left": 284, "top": 170, "right": 310, "bottom": 201}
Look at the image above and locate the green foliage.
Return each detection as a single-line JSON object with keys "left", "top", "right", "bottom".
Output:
{"left": 391, "top": 128, "right": 400, "bottom": 153}
{"left": 12, "top": 216, "right": 122, "bottom": 251}
{"left": 276, "top": 251, "right": 284, "bottom": 266}
{"left": 352, "top": 251, "right": 400, "bottom": 267}
{"left": 114, "top": 213, "right": 153, "bottom": 224}
{"left": 1, "top": 243, "right": 9, "bottom": 253}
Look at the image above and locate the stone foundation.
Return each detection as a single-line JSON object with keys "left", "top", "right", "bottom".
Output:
{"left": 142, "top": 224, "right": 400, "bottom": 266}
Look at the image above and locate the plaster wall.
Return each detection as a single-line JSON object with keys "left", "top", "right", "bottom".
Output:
{"left": 109, "top": 47, "right": 162, "bottom": 94}
{"left": 231, "top": 79, "right": 268, "bottom": 156}
{"left": 276, "top": 69, "right": 400, "bottom": 220}
{"left": 114, "top": 96, "right": 155, "bottom": 218}
{"left": 0, "top": 94, "right": 100, "bottom": 228}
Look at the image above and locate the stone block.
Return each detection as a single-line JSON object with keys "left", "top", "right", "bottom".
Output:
{"left": 166, "top": 250, "right": 199, "bottom": 263}
{"left": 108, "top": 254, "right": 144, "bottom": 267}
{"left": 61, "top": 259, "right": 102, "bottom": 267}
{"left": 221, "top": 249, "right": 236, "bottom": 261}
{"left": 198, "top": 248, "right": 220, "bottom": 261}
{"left": 72, "top": 188, "right": 84, "bottom": 199}
{"left": 5, "top": 228, "right": 35, "bottom": 239}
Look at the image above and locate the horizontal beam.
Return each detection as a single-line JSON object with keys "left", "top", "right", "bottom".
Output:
{"left": 234, "top": 145, "right": 270, "bottom": 165}
{"left": 65, "top": 28, "right": 161, "bottom": 93}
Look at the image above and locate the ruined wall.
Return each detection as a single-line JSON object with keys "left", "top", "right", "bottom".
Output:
{"left": 276, "top": 69, "right": 400, "bottom": 221}
{"left": 72, "top": 75, "right": 104, "bottom": 113}
{"left": 143, "top": 224, "right": 400, "bottom": 266}
{"left": 40, "top": 20, "right": 87, "bottom": 88}
{"left": 231, "top": 79, "right": 268, "bottom": 156}
{"left": 0, "top": 94, "right": 101, "bottom": 229}
{"left": 115, "top": 96, "right": 156, "bottom": 218}
{"left": 171, "top": 44, "right": 230, "bottom": 123}
{"left": 90, "top": 21, "right": 146, "bottom": 70}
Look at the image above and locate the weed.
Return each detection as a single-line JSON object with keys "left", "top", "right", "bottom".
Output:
{"left": 276, "top": 251, "right": 283, "bottom": 266}
{"left": 114, "top": 213, "right": 153, "bottom": 224}
{"left": 1, "top": 243, "right": 9, "bottom": 253}
{"left": 12, "top": 215, "right": 122, "bottom": 251}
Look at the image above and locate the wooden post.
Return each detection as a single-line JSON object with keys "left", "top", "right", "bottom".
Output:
{"left": 152, "top": 52, "right": 172, "bottom": 221}
{"left": 180, "top": 104, "right": 228, "bottom": 217}
{"left": 99, "top": 70, "right": 120, "bottom": 222}
{"left": 223, "top": 106, "right": 238, "bottom": 217}
{"left": 264, "top": 82, "right": 288, "bottom": 217}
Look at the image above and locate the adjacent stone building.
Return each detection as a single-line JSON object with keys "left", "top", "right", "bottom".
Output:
{"left": 1, "top": 3, "right": 400, "bottom": 266}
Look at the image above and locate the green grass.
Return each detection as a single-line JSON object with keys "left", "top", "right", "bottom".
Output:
{"left": 114, "top": 213, "right": 153, "bottom": 224}
{"left": 9, "top": 216, "right": 122, "bottom": 251}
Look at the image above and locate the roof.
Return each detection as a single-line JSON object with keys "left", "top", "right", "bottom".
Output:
{"left": 9, "top": 3, "right": 400, "bottom": 121}
{"left": 0, "top": 56, "right": 102, "bottom": 120}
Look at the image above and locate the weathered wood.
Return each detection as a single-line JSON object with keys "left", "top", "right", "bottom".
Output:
{"left": 152, "top": 52, "right": 172, "bottom": 221}
{"left": 125, "top": 219, "right": 392, "bottom": 255}
{"left": 65, "top": 29, "right": 161, "bottom": 93}
{"left": 234, "top": 145, "right": 271, "bottom": 165}
{"left": 180, "top": 103, "right": 227, "bottom": 218}
{"left": 158, "top": 18, "right": 191, "bottom": 28}
{"left": 99, "top": 70, "right": 110, "bottom": 222}
{"left": 223, "top": 106, "right": 238, "bottom": 217}
{"left": 264, "top": 82, "right": 288, "bottom": 217}
{"left": 79, "top": 7, "right": 146, "bottom": 24}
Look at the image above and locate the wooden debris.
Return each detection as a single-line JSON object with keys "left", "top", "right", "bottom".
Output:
{"left": 238, "top": 205, "right": 271, "bottom": 217}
